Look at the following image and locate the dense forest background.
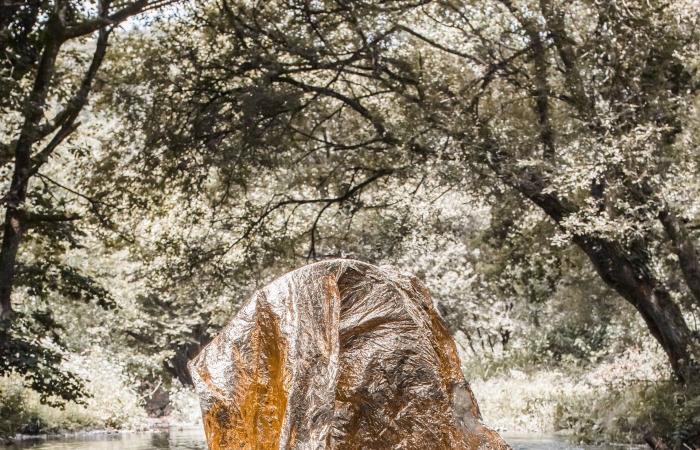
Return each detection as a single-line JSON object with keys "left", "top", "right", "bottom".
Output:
{"left": 1, "top": 0, "right": 699, "bottom": 448}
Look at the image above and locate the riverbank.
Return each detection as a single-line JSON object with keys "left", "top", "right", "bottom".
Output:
{"left": 3, "top": 427, "right": 206, "bottom": 449}
{"left": 3, "top": 417, "right": 204, "bottom": 447}
{"left": 3, "top": 345, "right": 698, "bottom": 449}
{"left": 467, "top": 359, "right": 700, "bottom": 448}
{"left": 0, "top": 363, "right": 201, "bottom": 445}
{"left": 7, "top": 418, "right": 198, "bottom": 442}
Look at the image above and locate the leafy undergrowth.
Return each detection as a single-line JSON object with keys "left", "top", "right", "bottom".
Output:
{"left": 0, "top": 348, "right": 148, "bottom": 440}
{"left": 468, "top": 345, "right": 700, "bottom": 448}
{"left": 0, "top": 348, "right": 203, "bottom": 442}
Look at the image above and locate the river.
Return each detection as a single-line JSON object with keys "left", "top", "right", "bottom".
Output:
{"left": 6, "top": 429, "right": 643, "bottom": 450}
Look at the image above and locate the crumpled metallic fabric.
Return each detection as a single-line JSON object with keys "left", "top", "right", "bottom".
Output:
{"left": 189, "top": 259, "right": 510, "bottom": 450}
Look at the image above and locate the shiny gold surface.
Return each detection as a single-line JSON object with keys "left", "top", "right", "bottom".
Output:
{"left": 189, "top": 259, "right": 510, "bottom": 450}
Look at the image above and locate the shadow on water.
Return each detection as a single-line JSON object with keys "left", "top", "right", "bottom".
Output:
{"left": 8, "top": 429, "right": 643, "bottom": 449}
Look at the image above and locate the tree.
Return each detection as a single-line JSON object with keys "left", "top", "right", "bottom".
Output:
{"left": 0, "top": 0, "right": 176, "bottom": 403}
{"left": 109, "top": 0, "right": 699, "bottom": 382}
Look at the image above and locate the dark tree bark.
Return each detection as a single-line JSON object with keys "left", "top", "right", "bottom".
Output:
{"left": 495, "top": 1, "right": 700, "bottom": 383}
{"left": 574, "top": 235, "right": 697, "bottom": 383}
{"left": 0, "top": 22, "right": 63, "bottom": 318}
{"left": 644, "top": 432, "right": 670, "bottom": 450}
{"left": 517, "top": 187, "right": 698, "bottom": 382}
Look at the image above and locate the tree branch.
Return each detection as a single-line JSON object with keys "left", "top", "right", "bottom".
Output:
{"left": 25, "top": 212, "right": 81, "bottom": 227}
{"left": 34, "top": 23, "right": 112, "bottom": 144}
{"left": 63, "top": 0, "right": 152, "bottom": 39}
{"left": 659, "top": 204, "right": 700, "bottom": 306}
{"left": 538, "top": 0, "right": 595, "bottom": 121}
{"left": 219, "top": 168, "right": 395, "bottom": 259}
{"left": 498, "top": 0, "right": 555, "bottom": 159}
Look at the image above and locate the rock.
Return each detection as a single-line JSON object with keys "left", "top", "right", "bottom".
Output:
{"left": 189, "top": 259, "right": 510, "bottom": 450}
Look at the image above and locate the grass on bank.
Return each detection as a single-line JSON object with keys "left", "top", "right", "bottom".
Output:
{"left": 465, "top": 341, "right": 700, "bottom": 448}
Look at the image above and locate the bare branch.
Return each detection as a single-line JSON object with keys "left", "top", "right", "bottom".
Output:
{"left": 218, "top": 168, "right": 395, "bottom": 260}
{"left": 395, "top": 25, "right": 483, "bottom": 66}
{"left": 29, "top": 122, "right": 80, "bottom": 177}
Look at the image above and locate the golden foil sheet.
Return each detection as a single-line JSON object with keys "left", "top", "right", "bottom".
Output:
{"left": 189, "top": 259, "right": 510, "bottom": 450}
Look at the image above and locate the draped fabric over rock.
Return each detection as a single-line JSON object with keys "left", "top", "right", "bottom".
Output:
{"left": 189, "top": 259, "right": 510, "bottom": 450}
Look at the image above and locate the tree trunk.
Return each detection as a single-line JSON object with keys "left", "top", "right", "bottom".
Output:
{"left": 644, "top": 432, "right": 670, "bottom": 450}
{"left": 0, "top": 29, "right": 62, "bottom": 318}
{"left": 503, "top": 164, "right": 698, "bottom": 383}
{"left": 575, "top": 235, "right": 698, "bottom": 383}
{"left": 0, "top": 207, "right": 26, "bottom": 318}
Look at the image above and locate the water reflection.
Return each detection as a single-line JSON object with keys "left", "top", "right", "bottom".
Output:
{"left": 8, "top": 428, "right": 207, "bottom": 450}
{"left": 505, "top": 434, "right": 644, "bottom": 450}
{"left": 9, "top": 429, "right": 641, "bottom": 450}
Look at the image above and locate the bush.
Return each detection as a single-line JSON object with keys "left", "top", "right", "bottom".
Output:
{"left": 0, "top": 375, "right": 30, "bottom": 442}
{"left": 467, "top": 342, "right": 699, "bottom": 450}
{"left": 0, "top": 348, "right": 149, "bottom": 439}
{"left": 572, "top": 381, "right": 700, "bottom": 448}
{"left": 471, "top": 369, "right": 594, "bottom": 433}
{"left": 168, "top": 381, "right": 202, "bottom": 426}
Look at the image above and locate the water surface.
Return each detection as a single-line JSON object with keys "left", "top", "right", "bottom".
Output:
{"left": 9, "top": 429, "right": 641, "bottom": 450}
